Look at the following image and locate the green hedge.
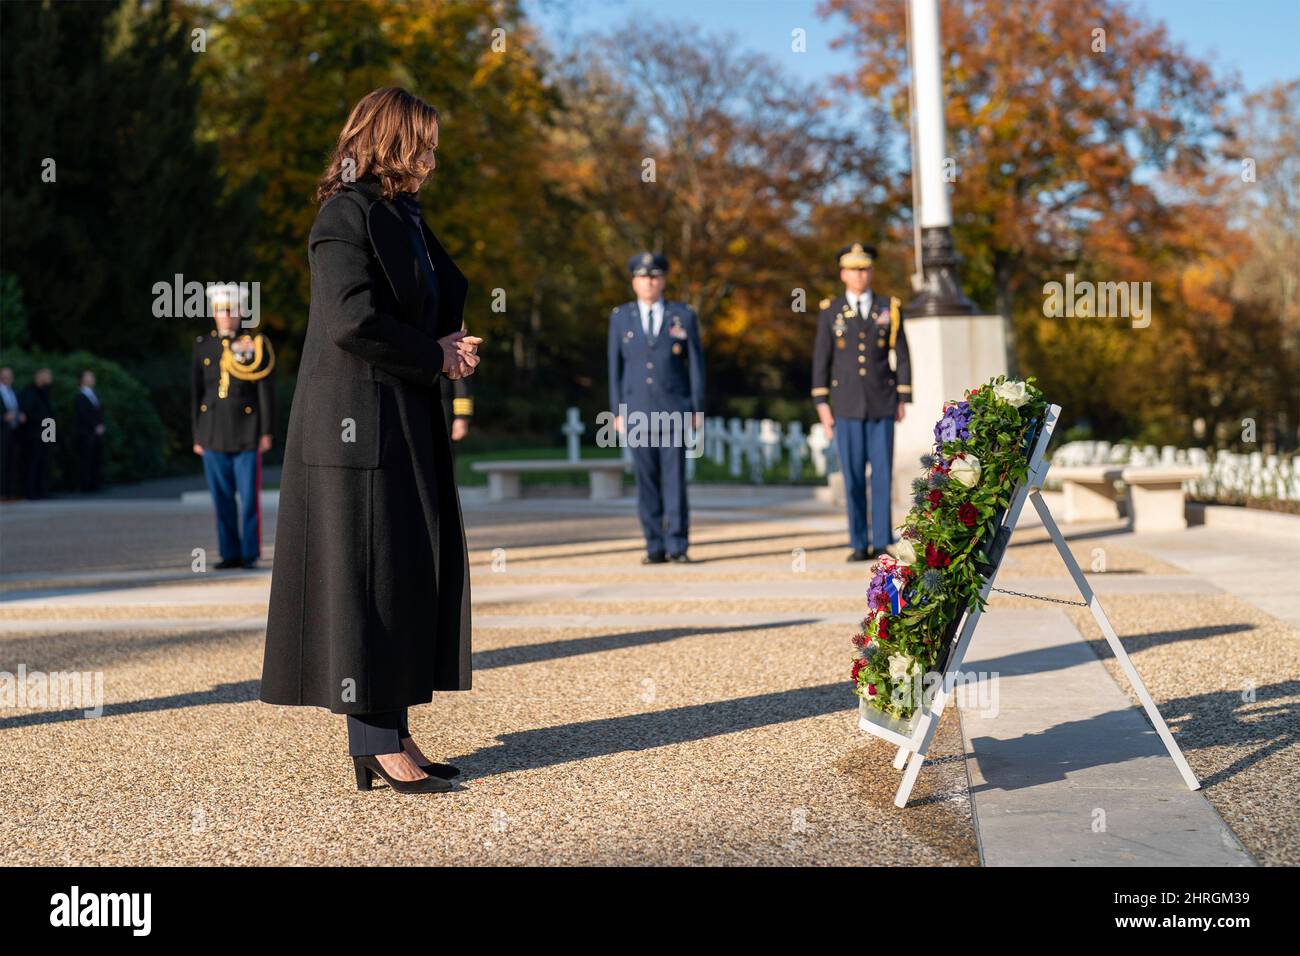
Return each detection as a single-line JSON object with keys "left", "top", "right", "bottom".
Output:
{"left": 0, "top": 349, "right": 167, "bottom": 489}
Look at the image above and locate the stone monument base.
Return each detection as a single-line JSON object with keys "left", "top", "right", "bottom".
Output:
{"left": 891, "top": 313, "right": 1009, "bottom": 516}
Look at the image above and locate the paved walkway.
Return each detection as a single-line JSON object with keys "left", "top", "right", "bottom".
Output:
{"left": 960, "top": 608, "right": 1251, "bottom": 866}
{"left": 0, "top": 488, "right": 1295, "bottom": 865}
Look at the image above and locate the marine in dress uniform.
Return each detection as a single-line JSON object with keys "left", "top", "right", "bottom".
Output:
{"left": 811, "top": 243, "right": 912, "bottom": 561}
{"left": 607, "top": 252, "right": 706, "bottom": 563}
{"left": 192, "top": 283, "right": 276, "bottom": 569}
{"left": 439, "top": 374, "right": 471, "bottom": 446}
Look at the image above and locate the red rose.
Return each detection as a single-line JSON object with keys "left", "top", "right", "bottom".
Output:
{"left": 867, "top": 683, "right": 877, "bottom": 696}
{"left": 851, "top": 659, "right": 866, "bottom": 681}
{"left": 958, "top": 503, "right": 979, "bottom": 527}
{"left": 925, "top": 543, "right": 951, "bottom": 568}
{"left": 928, "top": 489, "right": 942, "bottom": 507}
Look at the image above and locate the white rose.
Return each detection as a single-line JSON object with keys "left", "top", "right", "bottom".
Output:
{"left": 950, "top": 454, "right": 982, "bottom": 487}
{"left": 895, "top": 538, "right": 917, "bottom": 565}
{"left": 993, "top": 379, "right": 1029, "bottom": 408}
{"left": 888, "top": 653, "right": 918, "bottom": 682}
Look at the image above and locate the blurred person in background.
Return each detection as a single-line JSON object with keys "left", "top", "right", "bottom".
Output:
{"left": 74, "top": 369, "right": 106, "bottom": 493}
{"left": 192, "top": 283, "right": 276, "bottom": 569}
{"left": 0, "top": 367, "right": 24, "bottom": 501}
{"left": 607, "top": 252, "right": 706, "bottom": 565}
{"left": 811, "top": 243, "right": 912, "bottom": 562}
{"left": 19, "top": 367, "right": 54, "bottom": 500}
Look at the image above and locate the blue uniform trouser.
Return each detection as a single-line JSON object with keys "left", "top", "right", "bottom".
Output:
{"left": 630, "top": 419, "right": 689, "bottom": 556}
{"left": 835, "top": 416, "right": 894, "bottom": 552}
{"left": 202, "top": 448, "right": 261, "bottom": 562}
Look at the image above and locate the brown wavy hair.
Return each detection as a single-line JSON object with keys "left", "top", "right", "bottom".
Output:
{"left": 314, "top": 87, "right": 440, "bottom": 204}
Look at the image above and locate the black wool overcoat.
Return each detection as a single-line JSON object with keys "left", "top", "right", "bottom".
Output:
{"left": 260, "top": 174, "right": 472, "bottom": 715}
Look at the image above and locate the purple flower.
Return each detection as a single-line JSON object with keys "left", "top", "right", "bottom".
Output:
{"left": 867, "top": 567, "right": 890, "bottom": 610}
{"left": 934, "top": 401, "right": 972, "bottom": 445}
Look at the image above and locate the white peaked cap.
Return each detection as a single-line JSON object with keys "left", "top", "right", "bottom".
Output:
{"left": 206, "top": 282, "right": 249, "bottom": 312}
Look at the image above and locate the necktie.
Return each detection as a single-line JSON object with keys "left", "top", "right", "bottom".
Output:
{"left": 644, "top": 304, "right": 659, "bottom": 339}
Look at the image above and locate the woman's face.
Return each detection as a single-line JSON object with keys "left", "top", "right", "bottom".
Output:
{"left": 418, "top": 128, "right": 439, "bottom": 183}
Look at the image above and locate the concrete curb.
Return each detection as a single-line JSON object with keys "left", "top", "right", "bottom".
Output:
{"left": 1186, "top": 502, "right": 1300, "bottom": 538}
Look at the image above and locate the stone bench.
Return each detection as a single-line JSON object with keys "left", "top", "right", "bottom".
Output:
{"left": 471, "top": 459, "right": 630, "bottom": 501}
{"left": 1052, "top": 464, "right": 1206, "bottom": 531}
{"left": 1052, "top": 465, "right": 1124, "bottom": 523}
{"left": 1120, "top": 466, "right": 1205, "bottom": 533}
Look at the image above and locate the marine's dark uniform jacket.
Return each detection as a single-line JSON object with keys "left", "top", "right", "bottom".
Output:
{"left": 260, "top": 172, "right": 472, "bottom": 715}
{"left": 811, "top": 293, "right": 912, "bottom": 419}
{"left": 439, "top": 375, "right": 471, "bottom": 433}
{"left": 191, "top": 330, "right": 276, "bottom": 452}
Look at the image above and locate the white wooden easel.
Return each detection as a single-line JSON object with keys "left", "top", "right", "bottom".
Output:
{"left": 859, "top": 404, "right": 1201, "bottom": 808}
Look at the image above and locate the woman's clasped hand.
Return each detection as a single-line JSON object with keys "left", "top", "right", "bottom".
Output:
{"left": 438, "top": 330, "right": 483, "bottom": 380}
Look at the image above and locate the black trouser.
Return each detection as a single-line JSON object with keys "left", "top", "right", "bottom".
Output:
{"left": 24, "top": 441, "right": 49, "bottom": 499}
{"left": 0, "top": 425, "right": 17, "bottom": 497}
{"left": 79, "top": 434, "right": 104, "bottom": 492}
{"left": 346, "top": 708, "right": 410, "bottom": 756}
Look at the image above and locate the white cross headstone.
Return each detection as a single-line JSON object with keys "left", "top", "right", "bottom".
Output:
{"left": 704, "top": 417, "right": 724, "bottom": 464}
{"left": 561, "top": 406, "right": 584, "bottom": 463}
{"left": 808, "top": 423, "right": 832, "bottom": 477}
{"left": 783, "top": 421, "right": 807, "bottom": 482}
{"left": 743, "top": 420, "right": 764, "bottom": 483}
{"left": 727, "top": 418, "right": 744, "bottom": 477}
{"left": 759, "top": 419, "right": 782, "bottom": 470}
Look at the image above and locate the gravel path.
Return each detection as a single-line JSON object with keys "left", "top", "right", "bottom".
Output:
{"left": 1, "top": 496, "right": 1292, "bottom": 865}
{"left": 0, "top": 501, "right": 976, "bottom": 866}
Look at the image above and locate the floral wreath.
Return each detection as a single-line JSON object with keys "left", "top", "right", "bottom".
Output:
{"left": 852, "top": 375, "right": 1048, "bottom": 719}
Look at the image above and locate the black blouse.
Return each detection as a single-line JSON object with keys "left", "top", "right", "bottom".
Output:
{"left": 394, "top": 191, "right": 440, "bottom": 328}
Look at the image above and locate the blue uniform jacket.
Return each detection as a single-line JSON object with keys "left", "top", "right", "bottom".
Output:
{"left": 607, "top": 300, "right": 705, "bottom": 415}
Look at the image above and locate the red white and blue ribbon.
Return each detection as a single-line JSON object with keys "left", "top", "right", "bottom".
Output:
{"left": 885, "top": 573, "right": 908, "bottom": 615}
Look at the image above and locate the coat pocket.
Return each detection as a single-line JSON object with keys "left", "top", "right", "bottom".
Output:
{"left": 299, "top": 376, "right": 381, "bottom": 468}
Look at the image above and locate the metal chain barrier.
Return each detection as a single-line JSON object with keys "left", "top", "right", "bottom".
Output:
{"left": 990, "top": 586, "right": 1088, "bottom": 607}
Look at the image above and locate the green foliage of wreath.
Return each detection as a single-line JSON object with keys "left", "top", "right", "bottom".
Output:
{"left": 853, "top": 375, "right": 1049, "bottom": 720}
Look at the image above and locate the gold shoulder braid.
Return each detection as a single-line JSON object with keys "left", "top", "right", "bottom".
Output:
{"left": 218, "top": 334, "right": 275, "bottom": 399}
{"left": 888, "top": 297, "right": 901, "bottom": 372}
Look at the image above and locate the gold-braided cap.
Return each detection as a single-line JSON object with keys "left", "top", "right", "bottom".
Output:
{"left": 838, "top": 242, "right": 874, "bottom": 270}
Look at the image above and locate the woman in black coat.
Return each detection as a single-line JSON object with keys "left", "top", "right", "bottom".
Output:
{"left": 260, "top": 87, "right": 482, "bottom": 794}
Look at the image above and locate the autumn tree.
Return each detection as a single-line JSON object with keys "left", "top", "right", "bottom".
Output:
{"left": 1, "top": 0, "right": 230, "bottom": 358}
{"left": 820, "top": 0, "right": 1245, "bottom": 442}
{"left": 1228, "top": 80, "right": 1300, "bottom": 449}
{"left": 551, "top": 20, "right": 898, "bottom": 413}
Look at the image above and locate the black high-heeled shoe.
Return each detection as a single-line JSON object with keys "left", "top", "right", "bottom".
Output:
{"left": 417, "top": 761, "right": 461, "bottom": 779}
{"left": 399, "top": 736, "right": 461, "bottom": 778}
{"left": 352, "top": 754, "right": 453, "bottom": 793}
